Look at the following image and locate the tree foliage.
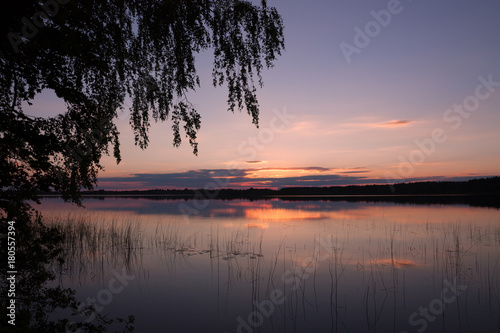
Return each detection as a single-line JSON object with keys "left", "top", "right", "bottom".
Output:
{"left": 0, "top": 0, "right": 284, "bottom": 219}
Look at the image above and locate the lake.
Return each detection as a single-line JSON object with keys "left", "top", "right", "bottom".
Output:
{"left": 36, "top": 196, "right": 500, "bottom": 333}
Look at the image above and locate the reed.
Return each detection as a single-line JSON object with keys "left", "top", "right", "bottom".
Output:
{"left": 45, "top": 213, "right": 145, "bottom": 282}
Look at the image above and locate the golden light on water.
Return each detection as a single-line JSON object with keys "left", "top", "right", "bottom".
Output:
{"left": 373, "top": 258, "right": 419, "bottom": 268}
{"left": 246, "top": 222, "right": 269, "bottom": 229}
{"left": 245, "top": 208, "right": 325, "bottom": 220}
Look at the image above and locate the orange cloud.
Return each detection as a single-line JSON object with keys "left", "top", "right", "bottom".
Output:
{"left": 340, "top": 119, "right": 414, "bottom": 130}
{"left": 375, "top": 120, "right": 413, "bottom": 128}
{"left": 244, "top": 167, "right": 335, "bottom": 179}
{"left": 246, "top": 161, "right": 268, "bottom": 164}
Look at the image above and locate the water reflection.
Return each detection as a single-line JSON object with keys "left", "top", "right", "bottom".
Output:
{"left": 37, "top": 197, "right": 500, "bottom": 333}
{"left": 0, "top": 215, "right": 135, "bottom": 332}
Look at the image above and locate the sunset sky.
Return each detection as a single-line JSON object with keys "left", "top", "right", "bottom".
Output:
{"left": 34, "top": 0, "right": 500, "bottom": 190}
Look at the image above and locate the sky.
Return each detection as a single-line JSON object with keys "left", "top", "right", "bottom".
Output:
{"left": 33, "top": 0, "right": 500, "bottom": 190}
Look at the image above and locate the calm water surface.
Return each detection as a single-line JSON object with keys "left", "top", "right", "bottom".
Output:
{"left": 37, "top": 197, "right": 500, "bottom": 333}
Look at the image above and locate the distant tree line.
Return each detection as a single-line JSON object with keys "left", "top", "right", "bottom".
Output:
{"left": 42, "top": 176, "right": 500, "bottom": 198}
